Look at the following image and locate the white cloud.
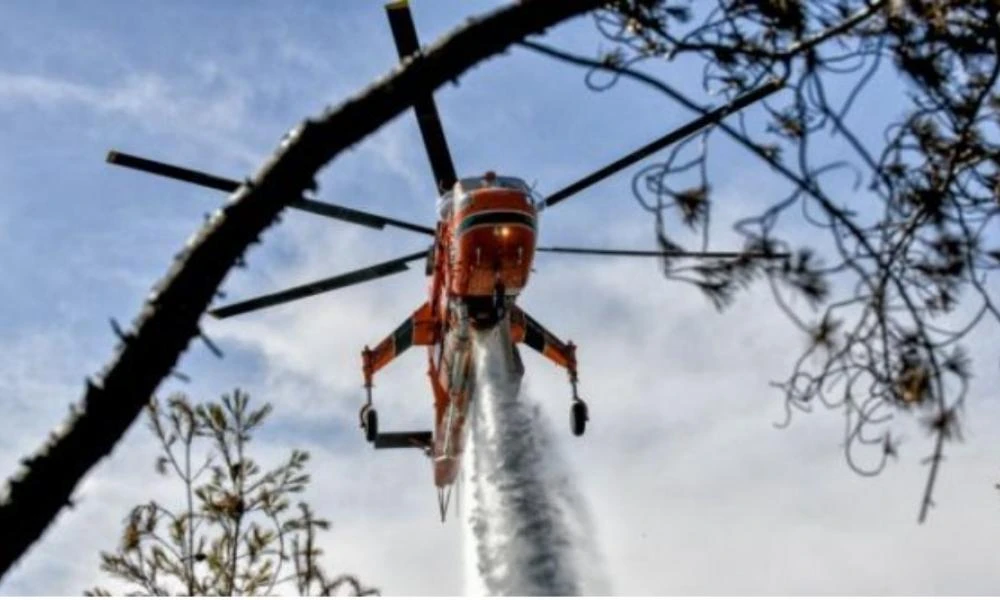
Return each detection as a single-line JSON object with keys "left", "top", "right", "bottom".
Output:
{"left": 0, "top": 70, "right": 259, "bottom": 165}
{"left": 0, "top": 333, "right": 80, "bottom": 478}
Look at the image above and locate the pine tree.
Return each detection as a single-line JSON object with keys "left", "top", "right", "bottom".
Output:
{"left": 86, "top": 390, "right": 377, "bottom": 596}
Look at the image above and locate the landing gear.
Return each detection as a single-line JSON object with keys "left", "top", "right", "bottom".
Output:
{"left": 570, "top": 400, "right": 588, "bottom": 437}
{"left": 362, "top": 406, "right": 379, "bottom": 442}
{"left": 360, "top": 386, "right": 378, "bottom": 443}
{"left": 569, "top": 378, "right": 588, "bottom": 437}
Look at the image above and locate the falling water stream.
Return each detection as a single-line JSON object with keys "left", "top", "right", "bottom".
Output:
{"left": 460, "top": 328, "right": 610, "bottom": 596}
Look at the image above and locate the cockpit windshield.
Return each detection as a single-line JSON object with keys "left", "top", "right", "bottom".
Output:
{"left": 456, "top": 175, "right": 530, "bottom": 195}
{"left": 438, "top": 174, "right": 541, "bottom": 219}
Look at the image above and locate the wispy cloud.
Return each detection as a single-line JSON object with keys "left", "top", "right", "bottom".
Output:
{"left": 0, "top": 70, "right": 259, "bottom": 165}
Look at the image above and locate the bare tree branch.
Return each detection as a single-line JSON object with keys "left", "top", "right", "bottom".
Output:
{"left": 539, "top": 0, "right": 1000, "bottom": 522}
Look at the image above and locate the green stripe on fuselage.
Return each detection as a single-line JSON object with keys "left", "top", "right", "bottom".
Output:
{"left": 456, "top": 211, "right": 535, "bottom": 236}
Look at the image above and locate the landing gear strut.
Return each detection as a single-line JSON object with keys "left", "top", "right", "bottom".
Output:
{"left": 569, "top": 378, "right": 588, "bottom": 437}
{"left": 360, "top": 386, "right": 378, "bottom": 443}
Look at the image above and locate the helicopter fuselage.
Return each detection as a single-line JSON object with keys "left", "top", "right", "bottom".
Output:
{"left": 425, "top": 174, "right": 538, "bottom": 489}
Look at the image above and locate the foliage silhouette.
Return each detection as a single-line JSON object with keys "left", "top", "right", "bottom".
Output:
{"left": 86, "top": 390, "right": 377, "bottom": 597}
{"left": 527, "top": 0, "right": 1000, "bottom": 522}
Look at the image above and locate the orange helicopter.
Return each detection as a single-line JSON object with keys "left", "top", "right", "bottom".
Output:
{"left": 105, "top": 1, "right": 783, "bottom": 520}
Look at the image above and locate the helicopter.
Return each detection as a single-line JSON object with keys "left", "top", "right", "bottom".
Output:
{"left": 104, "top": 0, "right": 784, "bottom": 520}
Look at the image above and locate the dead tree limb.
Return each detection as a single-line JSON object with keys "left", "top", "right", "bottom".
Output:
{"left": 0, "top": 0, "right": 603, "bottom": 580}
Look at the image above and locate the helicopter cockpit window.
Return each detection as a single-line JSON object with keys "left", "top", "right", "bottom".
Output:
{"left": 456, "top": 175, "right": 531, "bottom": 194}
{"left": 494, "top": 176, "right": 530, "bottom": 193}
{"left": 456, "top": 177, "right": 485, "bottom": 193}
{"left": 455, "top": 175, "right": 534, "bottom": 204}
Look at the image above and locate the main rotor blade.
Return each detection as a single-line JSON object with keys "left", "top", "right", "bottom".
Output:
{"left": 385, "top": 1, "right": 458, "bottom": 192}
{"left": 542, "top": 79, "right": 782, "bottom": 209}
{"left": 536, "top": 246, "right": 790, "bottom": 259}
{"left": 209, "top": 250, "right": 429, "bottom": 319}
{"left": 106, "top": 150, "right": 435, "bottom": 236}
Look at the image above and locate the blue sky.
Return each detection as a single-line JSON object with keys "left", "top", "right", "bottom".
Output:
{"left": 2, "top": 1, "right": 999, "bottom": 595}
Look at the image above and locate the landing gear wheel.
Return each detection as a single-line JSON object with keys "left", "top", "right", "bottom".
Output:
{"left": 570, "top": 400, "right": 588, "bottom": 437}
{"left": 362, "top": 407, "right": 379, "bottom": 443}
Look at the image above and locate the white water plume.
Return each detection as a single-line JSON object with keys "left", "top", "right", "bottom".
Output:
{"left": 461, "top": 327, "right": 610, "bottom": 596}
